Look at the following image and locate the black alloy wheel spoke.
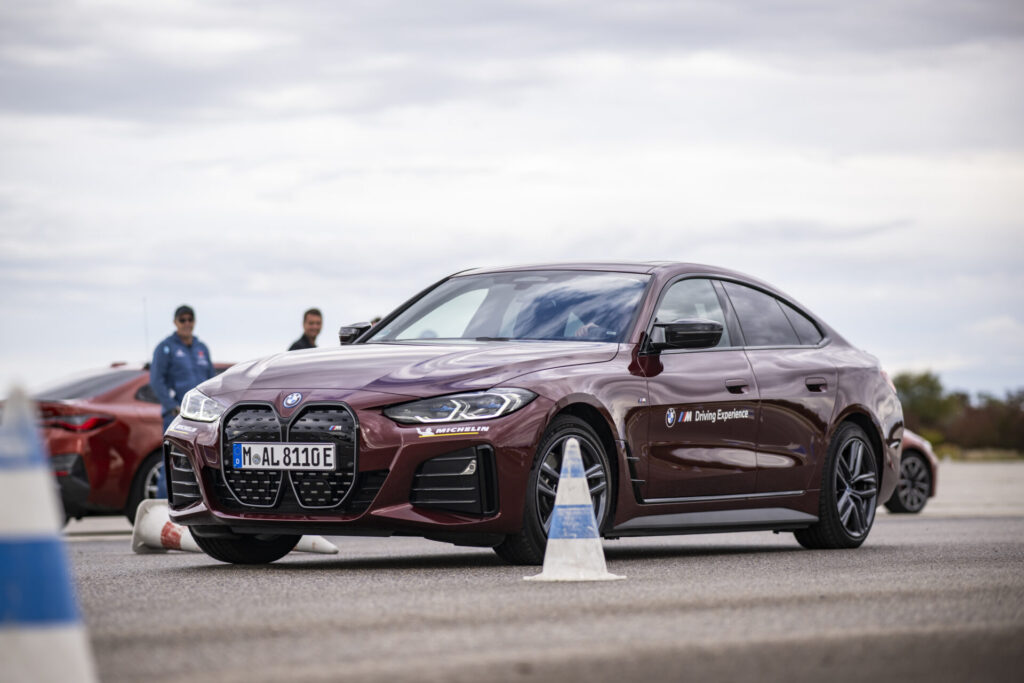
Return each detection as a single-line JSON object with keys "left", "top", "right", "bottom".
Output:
{"left": 848, "top": 442, "right": 864, "bottom": 481}
{"left": 837, "top": 490, "right": 854, "bottom": 525}
{"left": 848, "top": 498, "right": 864, "bottom": 532}
{"left": 586, "top": 463, "right": 607, "bottom": 497}
{"left": 836, "top": 460, "right": 851, "bottom": 488}
{"left": 541, "top": 461, "right": 561, "bottom": 482}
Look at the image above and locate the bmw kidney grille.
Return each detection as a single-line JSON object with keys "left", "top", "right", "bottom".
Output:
{"left": 219, "top": 403, "right": 358, "bottom": 510}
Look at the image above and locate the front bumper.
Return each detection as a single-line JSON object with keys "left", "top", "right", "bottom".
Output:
{"left": 165, "top": 393, "right": 551, "bottom": 541}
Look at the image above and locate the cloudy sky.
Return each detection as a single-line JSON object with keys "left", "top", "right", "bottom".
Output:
{"left": 1, "top": 0, "right": 1022, "bottom": 398}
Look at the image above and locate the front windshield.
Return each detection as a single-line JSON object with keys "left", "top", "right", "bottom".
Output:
{"left": 368, "top": 271, "right": 650, "bottom": 343}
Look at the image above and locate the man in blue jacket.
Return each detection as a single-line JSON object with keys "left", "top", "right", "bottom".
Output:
{"left": 150, "top": 305, "right": 214, "bottom": 497}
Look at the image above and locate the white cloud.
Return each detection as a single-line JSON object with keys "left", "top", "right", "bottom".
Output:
{"left": 1, "top": 1, "right": 1022, "bottom": 396}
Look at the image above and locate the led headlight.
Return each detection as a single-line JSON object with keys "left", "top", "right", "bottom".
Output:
{"left": 384, "top": 388, "right": 536, "bottom": 424}
{"left": 179, "top": 388, "right": 227, "bottom": 423}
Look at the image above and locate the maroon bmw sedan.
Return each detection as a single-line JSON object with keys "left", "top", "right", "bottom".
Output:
{"left": 165, "top": 262, "right": 903, "bottom": 564}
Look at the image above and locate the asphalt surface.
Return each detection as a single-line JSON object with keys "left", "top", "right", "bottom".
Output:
{"left": 64, "top": 462, "right": 1024, "bottom": 683}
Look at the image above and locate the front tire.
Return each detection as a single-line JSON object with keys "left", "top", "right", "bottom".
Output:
{"left": 493, "top": 415, "right": 612, "bottom": 565}
{"left": 795, "top": 422, "right": 879, "bottom": 550}
{"left": 884, "top": 450, "right": 932, "bottom": 514}
{"left": 192, "top": 533, "right": 300, "bottom": 564}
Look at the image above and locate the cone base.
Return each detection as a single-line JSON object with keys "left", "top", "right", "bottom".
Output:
{"left": 523, "top": 537, "right": 624, "bottom": 582}
{"left": 0, "top": 625, "right": 98, "bottom": 683}
{"left": 524, "top": 570, "right": 625, "bottom": 582}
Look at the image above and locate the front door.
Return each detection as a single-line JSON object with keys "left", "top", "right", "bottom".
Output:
{"left": 643, "top": 278, "right": 759, "bottom": 500}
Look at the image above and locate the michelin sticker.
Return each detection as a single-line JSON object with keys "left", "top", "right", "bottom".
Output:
{"left": 416, "top": 425, "right": 491, "bottom": 438}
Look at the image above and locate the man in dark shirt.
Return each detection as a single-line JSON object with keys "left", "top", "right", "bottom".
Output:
{"left": 289, "top": 308, "right": 323, "bottom": 350}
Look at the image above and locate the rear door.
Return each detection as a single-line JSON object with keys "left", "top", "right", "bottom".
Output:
{"left": 720, "top": 282, "right": 837, "bottom": 495}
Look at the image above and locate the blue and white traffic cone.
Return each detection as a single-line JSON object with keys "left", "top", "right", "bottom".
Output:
{"left": 525, "top": 437, "right": 624, "bottom": 582}
{"left": 0, "top": 387, "right": 98, "bottom": 682}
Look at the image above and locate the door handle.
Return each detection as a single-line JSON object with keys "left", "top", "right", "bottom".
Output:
{"left": 725, "top": 379, "right": 748, "bottom": 394}
{"left": 805, "top": 376, "right": 828, "bottom": 392}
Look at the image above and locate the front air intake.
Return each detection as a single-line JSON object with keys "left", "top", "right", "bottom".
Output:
{"left": 410, "top": 446, "right": 497, "bottom": 516}
{"left": 166, "top": 442, "right": 201, "bottom": 510}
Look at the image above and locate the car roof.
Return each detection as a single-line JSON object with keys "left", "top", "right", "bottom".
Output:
{"left": 456, "top": 261, "right": 742, "bottom": 277}
{"left": 453, "top": 262, "right": 780, "bottom": 290}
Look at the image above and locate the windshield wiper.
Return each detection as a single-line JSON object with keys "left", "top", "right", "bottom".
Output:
{"left": 475, "top": 336, "right": 511, "bottom": 342}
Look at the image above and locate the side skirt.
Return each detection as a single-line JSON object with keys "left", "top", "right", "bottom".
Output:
{"left": 609, "top": 507, "right": 818, "bottom": 537}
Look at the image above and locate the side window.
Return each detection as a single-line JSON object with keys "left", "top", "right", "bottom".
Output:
{"left": 780, "top": 301, "right": 823, "bottom": 345}
{"left": 655, "top": 278, "right": 731, "bottom": 348}
{"left": 722, "top": 282, "right": 799, "bottom": 347}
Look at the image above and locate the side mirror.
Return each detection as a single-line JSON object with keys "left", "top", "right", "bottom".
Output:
{"left": 650, "top": 318, "right": 723, "bottom": 351}
{"left": 338, "top": 322, "right": 372, "bottom": 345}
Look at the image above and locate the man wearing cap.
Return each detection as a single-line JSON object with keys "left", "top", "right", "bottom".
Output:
{"left": 150, "top": 305, "right": 214, "bottom": 497}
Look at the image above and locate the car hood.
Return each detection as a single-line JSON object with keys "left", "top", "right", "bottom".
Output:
{"left": 202, "top": 341, "right": 619, "bottom": 400}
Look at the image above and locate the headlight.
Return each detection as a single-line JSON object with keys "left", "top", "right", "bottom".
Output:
{"left": 179, "top": 389, "right": 226, "bottom": 423}
{"left": 383, "top": 388, "right": 536, "bottom": 424}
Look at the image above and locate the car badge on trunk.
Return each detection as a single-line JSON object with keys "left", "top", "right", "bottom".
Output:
{"left": 665, "top": 407, "right": 676, "bottom": 427}
{"left": 283, "top": 392, "right": 302, "bottom": 408}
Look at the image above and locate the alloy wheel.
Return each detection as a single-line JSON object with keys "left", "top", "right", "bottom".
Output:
{"left": 897, "top": 454, "right": 930, "bottom": 512}
{"left": 835, "top": 436, "right": 878, "bottom": 538}
{"left": 535, "top": 433, "right": 609, "bottom": 534}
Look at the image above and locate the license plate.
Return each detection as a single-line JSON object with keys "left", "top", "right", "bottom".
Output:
{"left": 231, "top": 443, "right": 336, "bottom": 471}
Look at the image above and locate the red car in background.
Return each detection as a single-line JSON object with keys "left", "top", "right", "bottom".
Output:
{"left": 884, "top": 429, "right": 939, "bottom": 513}
{"left": 31, "top": 362, "right": 230, "bottom": 523}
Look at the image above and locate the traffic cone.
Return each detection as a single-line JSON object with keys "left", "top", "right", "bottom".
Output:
{"left": 0, "top": 387, "right": 98, "bottom": 682}
{"left": 525, "top": 437, "right": 624, "bottom": 582}
{"left": 131, "top": 499, "right": 201, "bottom": 553}
{"left": 131, "top": 499, "right": 339, "bottom": 555}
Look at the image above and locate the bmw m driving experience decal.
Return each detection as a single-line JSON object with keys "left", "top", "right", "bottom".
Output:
{"left": 667, "top": 408, "right": 754, "bottom": 426}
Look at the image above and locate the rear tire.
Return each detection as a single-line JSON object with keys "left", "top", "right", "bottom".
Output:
{"left": 493, "top": 415, "right": 612, "bottom": 565}
{"left": 125, "top": 451, "right": 163, "bottom": 524}
{"left": 192, "top": 533, "right": 300, "bottom": 564}
{"left": 795, "top": 422, "right": 879, "bottom": 550}
{"left": 884, "top": 450, "right": 931, "bottom": 514}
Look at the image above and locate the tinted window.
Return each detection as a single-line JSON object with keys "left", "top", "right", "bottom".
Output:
{"left": 654, "top": 279, "right": 731, "bottom": 348}
{"left": 722, "top": 282, "right": 799, "bottom": 347}
{"left": 369, "top": 271, "right": 650, "bottom": 343}
{"left": 780, "top": 301, "right": 823, "bottom": 345}
{"left": 33, "top": 369, "right": 145, "bottom": 401}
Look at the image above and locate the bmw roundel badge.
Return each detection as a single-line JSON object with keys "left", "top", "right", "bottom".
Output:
{"left": 283, "top": 392, "right": 303, "bottom": 408}
{"left": 665, "top": 407, "right": 676, "bottom": 427}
